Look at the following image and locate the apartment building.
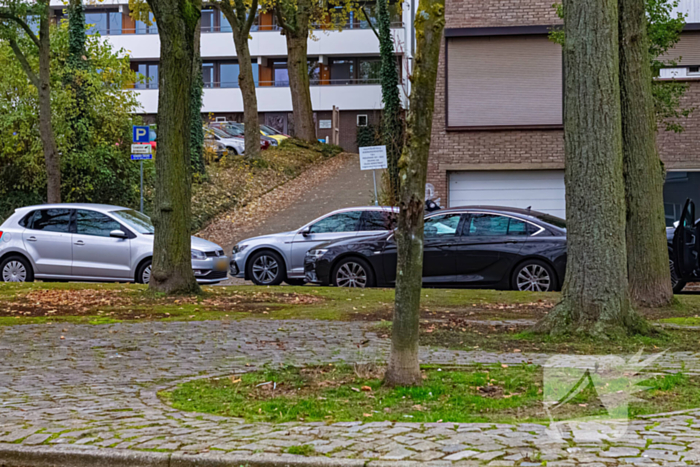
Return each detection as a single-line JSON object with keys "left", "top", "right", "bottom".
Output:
{"left": 49, "top": 0, "right": 410, "bottom": 152}
{"left": 428, "top": 0, "right": 700, "bottom": 225}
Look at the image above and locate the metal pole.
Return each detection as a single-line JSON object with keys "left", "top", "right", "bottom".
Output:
{"left": 140, "top": 161, "right": 144, "bottom": 213}
{"left": 372, "top": 170, "right": 379, "bottom": 206}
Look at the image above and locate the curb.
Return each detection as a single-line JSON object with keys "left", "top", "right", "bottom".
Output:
{"left": 0, "top": 445, "right": 368, "bottom": 467}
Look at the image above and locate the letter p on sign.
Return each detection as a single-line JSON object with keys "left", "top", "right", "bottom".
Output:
{"left": 133, "top": 126, "right": 150, "bottom": 143}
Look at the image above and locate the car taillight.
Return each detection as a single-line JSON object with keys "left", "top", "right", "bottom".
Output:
{"left": 0, "top": 231, "right": 3, "bottom": 241}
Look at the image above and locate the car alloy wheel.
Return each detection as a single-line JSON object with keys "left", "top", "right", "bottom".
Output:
{"left": 2, "top": 261, "right": 26, "bottom": 282}
{"left": 516, "top": 263, "right": 551, "bottom": 292}
{"left": 335, "top": 261, "right": 368, "bottom": 288}
{"left": 142, "top": 264, "right": 152, "bottom": 284}
{"left": 252, "top": 254, "right": 279, "bottom": 284}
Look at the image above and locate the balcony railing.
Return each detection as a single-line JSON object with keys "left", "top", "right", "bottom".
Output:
{"left": 128, "top": 78, "right": 383, "bottom": 90}
{"left": 89, "top": 21, "right": 404, "bottom": 36}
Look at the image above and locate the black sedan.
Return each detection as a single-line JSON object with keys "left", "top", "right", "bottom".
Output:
{"left": 304, "top": 206, "right": 568, "bottom": 291}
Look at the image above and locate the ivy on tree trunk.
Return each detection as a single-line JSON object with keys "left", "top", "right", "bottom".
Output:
{"left": 620, "top": 0, "right": 673, "bottom": 307}
{"left": 384, "top": 0, "right": 444, "bottom": 387}
{"left": 65, "top": 0, "right": 90, "bottom": 153}
{"left": 535, "top": 0, "right": 647, "bottom": 338}
{"left": 146, "top": 0, "right": 201, "bottom": 294}
{"left": 219, "top": 0, "right": 261, "bottom": 158}
{"left": 376, "top": 0, "right": 402, "bottom": 204}
{"left": 190, "top": 20, "right": 206, "bottom": 175}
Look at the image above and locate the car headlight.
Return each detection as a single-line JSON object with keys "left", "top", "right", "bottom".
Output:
{"left": 306, "top": 249, "right": 328, "bottom": 258}
{"left": 232, "top": 244, "right": 248, "bottom": 255}
{"left": 191, "top": 249, "right": 207, "bottom": 260}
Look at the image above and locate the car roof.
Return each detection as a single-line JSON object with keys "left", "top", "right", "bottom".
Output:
{"left": 331, "top": 206, "right": 399, "bottom": 213}
{"left": 438, "top": 205, "right": 549, "bottom": 216}
{"left": 15, "top": 203, "right": 132, "bottom": 213}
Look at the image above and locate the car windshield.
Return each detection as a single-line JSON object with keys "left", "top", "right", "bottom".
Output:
{"left": 210, "top": 127, "right": 237, "bottom": 139}
{"left": 222, "top": 124, "right": 244, "bottom": 136}
{"left": 111, "top": 209, "right": 154, "bottom": 234}
{"left": 261, "top": 124, "right": 282, "bottom": 135}
{"left": 533, "top": 213, "right": 566, "bottom": 229}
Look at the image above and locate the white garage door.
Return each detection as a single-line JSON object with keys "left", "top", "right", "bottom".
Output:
{"left": 449, "top": 170, "right": 566, "bottom": 218}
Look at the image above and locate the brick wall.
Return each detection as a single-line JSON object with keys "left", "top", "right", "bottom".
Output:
{"left": 445, "top": 0, "right": 562, "bottom": 28}
{"left": 428, "top": 0, "right": 700, "bottom": 204}
{"left": 658, "top": 81, "right": 700, "bottom": 169}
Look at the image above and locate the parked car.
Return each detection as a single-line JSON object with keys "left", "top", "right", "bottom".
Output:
{"left": 229, "top": 207, "right": 398, "bottom": 286}
{"left": 668, "top": 198, "right": 700, "bottom": 293}
{"left": 0, "top": 204, "right": 229, "bottom": 284}
{"left": 260, "top": 124, "right": 289, "bottom": 144}
{"left": 304, "top": 206, "right": 568, "bottom": 291}
{"left": 210, "top": 122, "right": 275, "bottom": 149}
{"left": 205, "top": 127, "right": 245, "bottom": 156}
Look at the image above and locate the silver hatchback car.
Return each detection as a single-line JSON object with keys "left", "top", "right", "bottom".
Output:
{"left": 0, "top": 204, "right": 229, "bottom": 284}
{"left": 230, "top": 206, "right": 398, "bottom": 286}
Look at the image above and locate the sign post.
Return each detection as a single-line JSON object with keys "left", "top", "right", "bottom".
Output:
{"left": 132, "top": 126, "right": 152, "bottom": 213}
{"left": 358, "top": 145, "right": 388, "bottom": 206}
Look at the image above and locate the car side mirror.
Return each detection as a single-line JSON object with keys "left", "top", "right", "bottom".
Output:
{"left": 301, "top": 228, "right": 311, "bottom": 236}
{"left": 110, "top": 230, "right": 128, "bottom": 239}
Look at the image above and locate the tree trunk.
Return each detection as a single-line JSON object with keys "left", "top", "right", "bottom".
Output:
{"left": 233, "top": 27, "right": 260, "bottom": 158}
{"left": 190, "top": 20, "right": 206, "bottom": 175}
{"left": 376, "top": 0, "right": 402, "bottom": 204}
{"left": 38, "top": 2, "right": 61, "bottom": 203}
{"left": 384, "top": 0, "right": 444, "bottom": 387}
{"left": 284, "top": 1, "right": 315, "bottom": 143}
{"left": 146, "top": 0, "right": 201, "bottom": 295}
{"left": 620, "top": 0, "right": 673, "bottom": 307}
{"left": 535, "top": 0, "right": 647, "bottom": 338}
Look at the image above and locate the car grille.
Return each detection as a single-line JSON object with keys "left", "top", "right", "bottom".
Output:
{"left": 202, "top": 270, "right": 228, "bottom": 280}
{"left": 205, "top": 250, "right": 225, "bottom": 258}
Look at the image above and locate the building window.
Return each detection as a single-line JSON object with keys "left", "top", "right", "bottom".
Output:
{"left": 273, "top": 61, "right": 289, "bottom": 87}
{"left": 689, "top": 65, "right": 700, "bottom": 75}
{"left": 135, "top": 12, "right": 158, "bottom": 34}
{"left": 357, "top": 115, "right": 368, "bottom": 126}
{"left": 328, "top": 57, "right": 384, "bottom": 85}
{"left": 85, "top": 9, "right": 122, "bottom": 35}
{"left": 201, "top": 61, "right": 259, "bottom": 88}
{"left": 445, "top": 35, "right": 563, "bottom": 129}
{"left": 330, "top": 58, "right": 355, "bottom": 85}
{"left": 134, "top": 63, "right": 159, "bottom": 89}
{"left": 664, "top": 171, "right": 700, "bottom": 226}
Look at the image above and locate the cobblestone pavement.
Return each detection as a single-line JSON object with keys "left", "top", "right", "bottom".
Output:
{"left": 2, "top": 320, "right": 700, "bottom": 466}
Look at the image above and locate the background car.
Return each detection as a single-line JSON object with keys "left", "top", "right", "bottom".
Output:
{"left": 669, "top": 198, "right": 700, "bottom": 293}
{"left": 304, "top": 206, "right": 568, "bottom": 291}
{"left": 230, "top": 207, "right": 398, "bottom": 286}
{"left": 205, "top": 127, "right": 246, "bottom": 156}
{"left": 0, "top": 204, "right": 229, "bottom": 284}
{"left": 210, "top": 122, "right": 275, "bottom": 149}
{"left": 260, "top": 124, "right": 289, "bottom": 144}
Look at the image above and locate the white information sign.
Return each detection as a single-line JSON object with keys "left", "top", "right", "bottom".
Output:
{"left": 359, "top": 145, "right": 388, "bottom": 171}
{"left": 319, "top": 119, "right": 332, "bottom": 129}
{"left": 131, "top": 143, "right": 153, "bottom": 154}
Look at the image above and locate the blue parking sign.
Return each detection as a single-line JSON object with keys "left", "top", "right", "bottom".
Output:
{"left": 133, "top": 126, "right": 150, "bottom": 143}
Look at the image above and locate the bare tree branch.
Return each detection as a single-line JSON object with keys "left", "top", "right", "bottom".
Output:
{"left": 243, "top": 0, "right": 258, "bottom": 34}
{"left": 360, "top": 5, "right": 378, "bottom": 39}
{"left": 273, "top": 3, "right": 294, "bottom": 33}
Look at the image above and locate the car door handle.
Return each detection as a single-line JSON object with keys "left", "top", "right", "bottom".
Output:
{"left": 74, "top": 240, "right": 85, "bottom": 246}
{"left": 26, "top": 236, "right": 37, "bottom": 242}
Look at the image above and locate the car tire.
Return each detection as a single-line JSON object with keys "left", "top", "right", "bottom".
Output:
{"left": 670, "top": 256, "right": 686, "bottom": 294}
{"left": 511, "top": 259, "right": 556, "bottom": 292}
{"left": 247, "top": 250, "right": 285, "bottom": 286}
{"left": 136, "top": 259, "right": 152, "bottom": 284}
{"left": 332, "top": 257, "right": 375, "bottom": 288}
{"left": 0, "top": 255, "right": 34, "bottom": 283}
{"left": 227, "top": 147, "right": 238, "bottom": 156}
{"left": 284, "top": 278, "right": 306, "bottom": 286}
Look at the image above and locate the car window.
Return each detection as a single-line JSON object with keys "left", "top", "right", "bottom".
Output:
{"left": 26, "top": 209, "right": 72, "bottom": 232}
{"left": 76, "top": 210, "right": 123, "bottom": 237}
{"left": 362, "top": 211, "right": 397, "bottom": 231}
{"left": 466, "top": 214, "right": 532, "bottom": 236}
{"left": 111, "top": 209, "right": 154, "bottom": 234}
{"left": 424, "top": 213, "right": 462, "bottom": 238}
{"left": 309, "top": 211, "right": 362, "bottom": 234}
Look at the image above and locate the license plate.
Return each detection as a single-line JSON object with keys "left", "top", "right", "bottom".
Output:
{"left": 215, "top": 259, "right": 228, "bottom": 271}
